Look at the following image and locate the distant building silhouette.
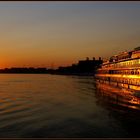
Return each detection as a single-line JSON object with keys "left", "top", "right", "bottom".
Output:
{"left": 0, "top": 57, "right": 103, "bottom": 75}
{"left": 56, "top": 57, "right": 103, "bottom": 75}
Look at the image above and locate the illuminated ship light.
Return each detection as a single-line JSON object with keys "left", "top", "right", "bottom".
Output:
{"left": 95, "top": 46, "right": 140, "bottom": 96}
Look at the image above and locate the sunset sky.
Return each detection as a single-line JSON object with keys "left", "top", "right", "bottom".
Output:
{"left": 0, "top": 1, "right": 140, "bottom": 68}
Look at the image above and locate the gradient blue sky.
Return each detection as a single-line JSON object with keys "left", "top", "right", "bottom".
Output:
{"left": 0, "top": 1, "right": 140, "bottom": 68}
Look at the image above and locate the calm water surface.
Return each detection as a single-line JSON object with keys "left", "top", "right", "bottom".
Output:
{"left": 0, "top": 74, "right": 140, "bottom": 138}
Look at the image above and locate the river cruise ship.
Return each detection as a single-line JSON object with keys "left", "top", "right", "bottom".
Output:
{"left": 95, "top": 47, "right": 140, "bottom": 92}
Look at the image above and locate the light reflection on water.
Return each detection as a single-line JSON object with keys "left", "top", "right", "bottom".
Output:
{"left": 95, "top": 81, "right": 140, "bottom": 110}
{"left": 0, "top": 74, "right": 139, "bottom": 138}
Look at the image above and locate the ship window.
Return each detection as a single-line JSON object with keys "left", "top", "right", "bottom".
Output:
{"left": 126, "top": 79, "right": 128, "bottom": 83}
{"left": 129, "top": 80, "right": 131, "bottom": 84}
{"left": 125, "top": 71, "right": 127, "bottom": 74}
{"left": 127, "top": 70, "right": 129, "bottom": 74}
{"left": 131, "top": 70, "right": 134, "bottom": 74}
{"left": 135, "top": 70, "right": 138, "bottom": 74}
{"left": 129, "top": 79, "right": 131, "bottom": 84}
{"left": 127, "top": 70, "right": 128, "bottom": 74}
{"left": 129, "top": 70, "right": 131, "bottom": 74}
{"left": 137, "top": 80, "right": 140, "bottom": 85}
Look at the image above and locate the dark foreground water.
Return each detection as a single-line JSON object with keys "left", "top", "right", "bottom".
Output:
{"left": 0, "top": 74, "right": 140, "bottom": 138}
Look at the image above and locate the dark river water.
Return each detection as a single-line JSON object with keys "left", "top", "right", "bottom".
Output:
{"left": 0, "top": 74, "right": 140, "bottom": 138}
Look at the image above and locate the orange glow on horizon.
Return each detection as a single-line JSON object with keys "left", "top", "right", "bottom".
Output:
{"left": 0, "top": 2, "right": 140, "bottom": 68}
{"left": 0, "top": 58, "right": 79, "bottom": 69}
